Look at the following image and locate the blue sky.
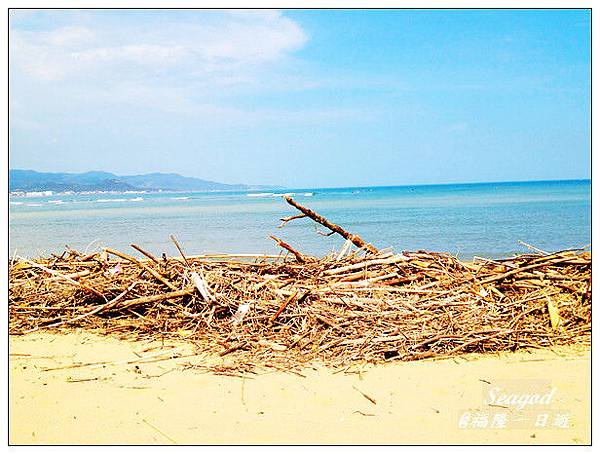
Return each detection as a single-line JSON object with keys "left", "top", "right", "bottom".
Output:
{"left": 9, "top": 9, "right": 591, "bottom": 187}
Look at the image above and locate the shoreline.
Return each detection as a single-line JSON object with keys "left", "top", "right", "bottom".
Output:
{"left": 9, "top": 331, "right": 591, "bottom": 445}
{"left": 9, "top": 177, "right": 591, "bottom": 198}
{"left": 9, "top": 199, "right": 591, "bottom": 445}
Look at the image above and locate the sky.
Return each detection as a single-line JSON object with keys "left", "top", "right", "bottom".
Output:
{"left": 9, "top": 9, "right": 591, "bottom": 188}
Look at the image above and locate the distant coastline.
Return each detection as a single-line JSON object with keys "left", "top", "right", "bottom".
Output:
{"left": 8, "top": 169, "right": 281, "bottom": 195}
{"left": 9, "top": 173, "right": 590, "bottom": 198}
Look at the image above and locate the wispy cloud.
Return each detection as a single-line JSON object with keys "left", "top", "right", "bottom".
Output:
{"left": 9, "top": 10, "right": 336, "bottom": 136}
{"left": 10, "top": 10, "right": 307, "bottom": 82}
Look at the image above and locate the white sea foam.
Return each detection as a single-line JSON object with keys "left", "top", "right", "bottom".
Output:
{"left": 171, "top": 196, "right": 191, "bottom": 200}
{"left": 247, "top": 193, "right": 274, "bottom": 197}
{"left": 96, "top": 197, "right": 143, "bottom": 203}
{"left": 26, "top": 203, "right": 42, "bottom": 207}
{"left": 10, "top": 201, "right": 23, "bottom": 205}
{"left": 272, "top": 192, "right": 295, "bottom": 197}
{"left": 303, "top": 193, "right": 313, "bottom": 196}
{"left": 48, "top": 200, "right": 65, "bottom": 204}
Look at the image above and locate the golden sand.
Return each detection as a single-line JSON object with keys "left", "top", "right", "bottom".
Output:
{"left": 9, "top": 332, "right": 590, "bottom": 445}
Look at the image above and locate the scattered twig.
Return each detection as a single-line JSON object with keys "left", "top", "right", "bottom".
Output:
{"left": 352, "top": 385, "right": 377, "bottom": 405}
{"left": 142, "top": 418, "right": 178, "bottom": 444}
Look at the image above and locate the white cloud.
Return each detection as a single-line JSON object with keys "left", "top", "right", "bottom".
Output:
{"left": 70, "top": 44, "right": 188, "bottom": 67}
{"left": 44, "top": 25, "right": 95, "bottom": 47}
{"left": 9, "top": 11, "right": 307, "bottom": 82}
{"left": 9, "top": 11, "right": 367, "bottom": 132}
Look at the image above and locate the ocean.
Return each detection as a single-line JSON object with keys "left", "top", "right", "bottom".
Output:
{"left": 8, "top": 179, "right": 591, "bottom": 260}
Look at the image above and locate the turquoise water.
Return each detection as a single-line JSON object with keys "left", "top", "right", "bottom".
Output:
{"left": 9, "top": 180, "right": 591, "bottom": 259}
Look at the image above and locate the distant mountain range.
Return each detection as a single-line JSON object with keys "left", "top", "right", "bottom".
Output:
{"left": 9, "top": 169, "right": 278, "bottom": 193}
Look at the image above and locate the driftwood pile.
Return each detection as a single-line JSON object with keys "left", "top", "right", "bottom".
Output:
{"left": 9, "top": 196, "right": 591, "bottom": 372}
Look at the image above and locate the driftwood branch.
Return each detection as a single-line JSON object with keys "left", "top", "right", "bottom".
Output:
{"left": 269, "top": 291, "right": 298, "bottom": 324}
{"left": 283, "top": 196, "right": 379, "bottom": 254}
{"left": 277, "top": 214, "right": 307, "bottom": 228}
{"left": 131, "top": 244, "right": 160, "bottom": 264}
{"left": 315, "top": 226, "right": 335, "bottom": 237}
{"left": 270, "top": 236, "right": 313, "bottom": 263}
{"left": 170, "top": 235, "right": 191, "bottom": 268}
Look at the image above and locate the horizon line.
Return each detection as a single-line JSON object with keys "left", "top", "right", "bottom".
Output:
{"left": 8, "top": 167, "right": 590, "bottom": 193}
{"left": 299, "top": 177, "right": 591, "bottom": 191}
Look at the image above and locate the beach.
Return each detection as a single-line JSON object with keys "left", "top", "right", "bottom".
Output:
{"left": 9, "top": 190, "right": 591, "bottom": 446}
{"left": 8, "top": 7, "right": 592, "bottom": 448}
{"left": 9, "top": 331, "right": 590, "bottom": 445}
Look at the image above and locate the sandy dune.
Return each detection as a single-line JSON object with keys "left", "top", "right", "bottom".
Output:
{"left": 9, "top": 331, "right": 590, "bottom": 445}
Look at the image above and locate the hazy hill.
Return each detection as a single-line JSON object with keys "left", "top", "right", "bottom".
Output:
{"left": 9, "top": 169, "right": 274, "bottom": 193}
{"left": 120, "top": 173, "right": 242, "bottom": 191}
